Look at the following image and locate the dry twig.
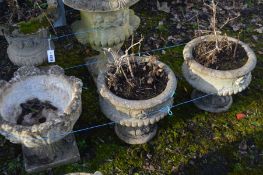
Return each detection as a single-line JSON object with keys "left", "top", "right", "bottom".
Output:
{"left": 233, "top": 30, "right": 242, "bottom": 59}
{"left": 36, "top": 2, "right": 57, "bottom": 35}
{"left": 104, "top": 37, "right": 144, "bottom": 87}
{"left": 198, "top": 0, "right": 240, "bottom": 61}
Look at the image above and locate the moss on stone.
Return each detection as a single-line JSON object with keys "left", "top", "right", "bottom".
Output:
{"left": 18, "top": 15, "right": 50, "bottom": 34}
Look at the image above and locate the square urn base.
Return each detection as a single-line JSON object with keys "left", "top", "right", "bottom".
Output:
{"left": 23, "top": 134, "right": 80, "bottom": 173}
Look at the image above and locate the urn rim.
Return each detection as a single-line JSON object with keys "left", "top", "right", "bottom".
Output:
{"left": 183, "top": 35, "right": 257, "bottom": 79}
{"left": 97, "top": 56, "right": 177, "bottom": 110}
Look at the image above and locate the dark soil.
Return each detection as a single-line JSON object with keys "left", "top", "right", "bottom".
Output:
{"left": 2, "top": 0, "right": 49, "bottom": 24}
{"left": 106, "top": 57, "right": 168, "bottom": 100}
{"left": 193, "top": 41, "right": 248, "bottom": 70}
{"left": 17, "top": 98, "right": 57, "bottom": 126}
{"left": 0, "top": 0, "right": 50, "bottom": 25}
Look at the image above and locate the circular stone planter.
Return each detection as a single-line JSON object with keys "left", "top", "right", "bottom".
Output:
{"left": 0, "top": 65, "right": 83, "bottom": 172}
{"left": 97, "top": 56, "right": 177, "bottom": 144}
{"left": 4, "top": 29, "right": 54, "bottom": 66}
{"left": 182, "top": 35, "right": 257, "bottom": 113}
{"left": 3, "top": 0, "right": 60, "bottom": 66}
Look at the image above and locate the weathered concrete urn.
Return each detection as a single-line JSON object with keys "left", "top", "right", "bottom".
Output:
{"left": 5, "top": 29, "right": 54, "bottom": 66}
{"left": 0, "top": 65, "right": 83, "bottom": 172}
{"left": 182, "top": 35, "right": 257, "bottom": 113}
{"left": 3, "top": 0, "right": 62, "bottom": 66}
{"left": 97, "top": 56, "right": 177, "bottom": 144}
{"left": 63, "top": 0, "right": 141, "bottom": 78}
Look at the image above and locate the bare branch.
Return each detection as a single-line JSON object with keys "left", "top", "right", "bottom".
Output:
{"left": 233, "top": 30, "right": 242, "bottom": 59}
{"left": 36, "top": 2, "right": 57, "bottom": 35}
{"left": 124, "top": 37, "right": 144, "bottom": 56}
{"left": 219, "top": 14, "right": 240, "bottom": 29}
{"left": 104, "top": 37, "right": 144, "bottom": 87}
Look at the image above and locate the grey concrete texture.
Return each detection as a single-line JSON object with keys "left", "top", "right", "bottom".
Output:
{"left": 0, "top": 65, "right": 83, "bottom": 148}
{"left": 5, "top": 29, "right": 54, "bottom": 66}
{"left": 182, "top": 35, "right": 257, "bottom": 96}
{"left": 97, "top": 56, "right": 177, "bottom": 144}
{"left": 182, "top": 35, "right": 257, "bottom": 112}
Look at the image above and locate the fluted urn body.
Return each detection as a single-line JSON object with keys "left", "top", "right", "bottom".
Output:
{"left": 182, "top": 35, "right": 257, "bottom": 113}
{"left": 5, "top": 29, "right": 54, "bottom": 66}
{"left": 0, "top": 65, "right": 82, "bottom": 172}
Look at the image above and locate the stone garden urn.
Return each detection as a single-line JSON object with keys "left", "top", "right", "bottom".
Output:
{"left": 0, "top": 65, "right": 82, "bottom": 173}
{"left": 182, "top": 35, "right": 257, "bottom": 113}
{"left": 97, "top": 56, "right": 177, "bottom": 144}
{"left": 3, "top": 0, "right": 63, "bottom": 66}
{"left": 5, "top": 29, "right": 54, "bottom": 66}
{"left": 63, "top": 0, "right": 141, "bottom": 78}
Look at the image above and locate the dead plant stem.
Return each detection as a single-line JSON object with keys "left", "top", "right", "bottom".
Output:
{"left": 233, "top": 30, "right": 242, "bottom": 59}
{"left": 36, "top": 2, "right": 57, "bottom": 35}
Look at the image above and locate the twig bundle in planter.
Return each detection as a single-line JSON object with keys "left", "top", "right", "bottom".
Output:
{"left": 104, "top": 38, "right": 168, "bottom": 100}
{"left": 193, "top": 36, "right": 247, "bottom": 70}
{"left": 182, "top": 0, "right": 257, "bottom": 113}
{"left": 194, "top": 0, "right": 243, "bottom": 70}
{"left": 97, "top": 52, "right": 177, "bottom": 144}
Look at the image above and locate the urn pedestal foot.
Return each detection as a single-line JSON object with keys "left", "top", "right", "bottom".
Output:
{"left": 191, "top": 89, "right": 233, "bottom": 113}
{"left": 115, "top": 124, "right": 157, "bottom": 144}
{"left": 23, "top": 134, "right": 80, "bottom": 173}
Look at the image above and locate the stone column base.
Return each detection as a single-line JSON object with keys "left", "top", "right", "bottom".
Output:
{"left": 191, "top": 89, "right": 233, "bottom": 113}
{"left": 23, "top": 134, "right": 80, "bottom": 173}
{"left": 115, "top": 124, "right": 157, "bottom": 144}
